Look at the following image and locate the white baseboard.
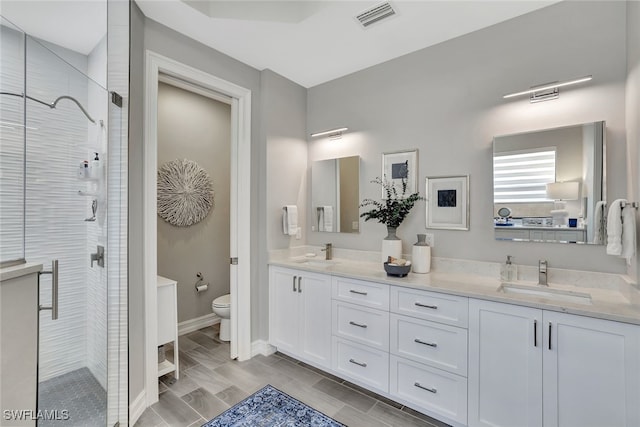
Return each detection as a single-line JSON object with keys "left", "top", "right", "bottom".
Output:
{"left": 178, "top": 313, "right": 220, "bottom": 336}
{"left": 129, "top": 390, "right": 146, "bottom": 426}
{"left": 251, "top": 340, "right": 277, "bottom": 357}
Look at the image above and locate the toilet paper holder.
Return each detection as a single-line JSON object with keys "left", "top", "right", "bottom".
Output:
{"left": 195, "top": 272, "right": 209, "bottom": 293}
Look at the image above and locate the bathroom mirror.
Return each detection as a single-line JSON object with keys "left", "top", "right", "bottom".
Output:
{"left": 493, "top": 121, "right": 605, "bottom": 244}
{"left": 311, "top": 156, "right": 360, "bottom": 233}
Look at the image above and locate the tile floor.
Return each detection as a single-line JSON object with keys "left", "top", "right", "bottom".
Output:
{"left": 135, "top": 325, "right": 450, "bottom": 427}
{"left": 38, "top": 367, "right": 106, "bottom": 427}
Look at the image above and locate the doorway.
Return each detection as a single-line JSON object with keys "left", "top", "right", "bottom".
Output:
{"left": 143, "top": 51, "right": 252, "bottom": 407}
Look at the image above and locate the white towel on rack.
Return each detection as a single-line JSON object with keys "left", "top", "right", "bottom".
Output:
{"left": 606, "top": 199, "right": 625, "bottom": 256}
{"left": 282, "top": 205, "right": 298, "bottom": 236}
{"left": 323, "top": 206, "right": 334, "bottom": 232}
{"left": 621, "top": 204, "right": 636, "bottom": 265}
{"left": 593, "top": 200, "right": 607, "bottom": 244}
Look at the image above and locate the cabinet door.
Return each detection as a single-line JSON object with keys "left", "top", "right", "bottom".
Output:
{"left": 468, "top": 299, "right": 542, "bottom": 427}
{"left": 299, "top": 272, "right": 332, "bottom": 368}
{"left": 543, "top": 311, "right": 640, "bottom": 427}
{"left": 269, "top": 268, "right": 300, "bottom": 354}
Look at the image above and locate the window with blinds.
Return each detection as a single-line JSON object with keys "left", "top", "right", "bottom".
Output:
{"left": 493, "top": 148, "right": 556, "bottom": 203}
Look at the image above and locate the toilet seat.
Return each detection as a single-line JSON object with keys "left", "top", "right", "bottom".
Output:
{"left": 212, "top": 294, "right": 230, "bottom": 308}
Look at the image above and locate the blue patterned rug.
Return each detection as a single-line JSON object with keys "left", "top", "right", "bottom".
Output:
{"left": 202, "top": 384, "right": 345, "bottom": 427}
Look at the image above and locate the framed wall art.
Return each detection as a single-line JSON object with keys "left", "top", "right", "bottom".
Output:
{"left": 425, "top": 175, "right": 469, "bottom": 230}
{"left": 381, "top": 149, "right": 418, "bottom": 198}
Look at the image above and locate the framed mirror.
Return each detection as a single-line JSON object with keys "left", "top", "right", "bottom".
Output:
{"left": 493, "top": 121, "right": 605, "bottom": 244}
{"left": 311, "top": 155, "right": 360, "bottom": 233}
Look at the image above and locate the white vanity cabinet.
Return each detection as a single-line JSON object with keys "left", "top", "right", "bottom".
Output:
{"left": 389, "top": 286, "right": 469, "bottom": 426}
{"left": 269, "top": 266, "right": 332, "bottom": 369}
{"left": 469, "top": 299, "right": 640, "bottom": 427}
{"left": 331, "top": 276, "right": 391, "bottom": 393}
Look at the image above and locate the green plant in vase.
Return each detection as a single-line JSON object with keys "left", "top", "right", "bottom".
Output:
{"left": 360, "top": 166, "right": 423, "bottom": 262}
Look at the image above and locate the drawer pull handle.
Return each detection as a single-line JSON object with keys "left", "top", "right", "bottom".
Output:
{"left": 349, "top": 321, "right": 368, "bottom": 329}
{"left": 414, "top": 382, "right": 437, "bottom": 394}
{"left": 349, "top": 289, "right": 368, "bottom": 296}
{"left": 349, "top": 358, "right": 367, "bottom": 368}
{"left": 415, "top": 302, "right": 438, "bottom": 310}
{"left": 414, "top": 338, "right": 437, "bottom": 348}
{"left": 292, "top": 276, "right": 297, "bottom": 292}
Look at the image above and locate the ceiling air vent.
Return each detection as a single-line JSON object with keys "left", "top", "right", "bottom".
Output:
{"left": 356, "top": 2, "right": 396, "bottom": 28}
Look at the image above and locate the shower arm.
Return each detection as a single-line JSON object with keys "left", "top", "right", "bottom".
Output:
{"left": 0, "top": 91, "right": 97, "bottom": 124}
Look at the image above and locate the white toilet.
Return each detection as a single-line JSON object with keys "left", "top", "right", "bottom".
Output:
{"left": 211, "top": 294, "right": 231, "bottom": 342}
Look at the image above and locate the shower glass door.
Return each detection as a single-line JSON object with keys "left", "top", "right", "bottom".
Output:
{"left": 0, "top": 12, "right": 121, "bottom": 426}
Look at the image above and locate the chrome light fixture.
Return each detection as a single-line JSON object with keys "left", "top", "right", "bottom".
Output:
{"left": 503, "top": 75, "right": 592, "bottom": 103}
{"left": 311, "top": 127, "right": 348, "bottom": 140}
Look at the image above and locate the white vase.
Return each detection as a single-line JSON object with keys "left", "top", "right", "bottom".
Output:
{"left": 381, "top": 226, "right": 402, "bottom": 262}
{"left": 412, "top": 234, "right": 431, "bottom": 273}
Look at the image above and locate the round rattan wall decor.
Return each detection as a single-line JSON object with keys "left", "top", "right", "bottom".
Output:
{"left": 157, "top": 159, "right": 214, "bottom": 227}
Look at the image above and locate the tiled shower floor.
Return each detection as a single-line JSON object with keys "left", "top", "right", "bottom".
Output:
{"left": 38, "top": 367, "right": 106, "bottom": 427}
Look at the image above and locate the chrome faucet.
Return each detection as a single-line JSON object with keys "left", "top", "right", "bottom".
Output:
{"left": 538, "top": 260, "right": 548, "bottom": 286}
{"left": 321, "top": 243, "right": 333, "bottom": 260}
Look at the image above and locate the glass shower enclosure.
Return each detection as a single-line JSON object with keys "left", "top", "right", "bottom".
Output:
{"left": 0, "top": 13, "right": 123, "bottom": 427}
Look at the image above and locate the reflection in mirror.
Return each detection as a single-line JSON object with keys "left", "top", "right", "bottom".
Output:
{"left": 312, "top": 156, "right": 360, "bottom": 233}
{"left": 493, "top": 121, "right": 605, "bottom": 244}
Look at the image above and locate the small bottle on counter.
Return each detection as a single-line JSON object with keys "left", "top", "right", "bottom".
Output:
{"left": 500, "top": 255, "right": 517, "bottom": 281}
{"left": 90, "top": 152, "right": 100, "bottom": 179}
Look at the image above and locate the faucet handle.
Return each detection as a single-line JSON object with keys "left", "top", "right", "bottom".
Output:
{"left": 539, "top": 259, "right": 547, "bottom": 271}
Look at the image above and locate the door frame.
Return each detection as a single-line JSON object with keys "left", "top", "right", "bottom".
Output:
{"left": 143, "top": 50, "right": 252, "bottom": 406}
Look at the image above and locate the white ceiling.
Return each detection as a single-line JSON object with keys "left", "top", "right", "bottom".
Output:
{"left": 136, "top": 0, "right": 560, "bottom": 88}
{"left": 0, "top": 1, "right": 559, "bottom": 87}
{"left": 1, "top": 1, "right": 107, "bottom": 55}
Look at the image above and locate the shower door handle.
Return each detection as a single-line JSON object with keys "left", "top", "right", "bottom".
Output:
{"left": 39, "top": 259, "right": 59, "bottom": 320}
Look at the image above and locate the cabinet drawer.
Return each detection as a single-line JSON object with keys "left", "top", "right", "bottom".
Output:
{"left": 391, "top": 287, "right": 468, "bottom": 327}
{"left": 390, "top": 314, "right": 467, "bottom": 376}
{"left": 390, "top": 355, "right": 467, "bottom": 425}
{"left": 333, "top": 337, "right": 389, "bottom": 393}
{"left": 332, "top": 276, "right": 389, "bottom": 310}
{"left": 333, "top": 301, "right": 389, "bottom": 350}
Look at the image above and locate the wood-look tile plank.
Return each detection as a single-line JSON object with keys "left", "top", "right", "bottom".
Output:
{"left": 186, "top": 346, "right": 228, "bottom": 370}
{"left": 368, "top": 401, "right": 441, "bottom": 427}
{"left": 151, "top": 390, "right": 201, "bottom": 426}
{"left": 333, "top": 405, "right": 391, "bottom": 427}
{"left": 312, "top": 378, "right": 377, "bottom": 413}
{"left": 160, "top": 373, "right": 200, "bottom": 397}
{"left": 178, "top": 350, "right": 200, "bottom": 372}
{"left": 133, "top": 408, "right": 167, "bottom": 427}
{"left": 213, "top": 362, "right": 263, "bottom": 394}
{"left": 270, "top": 358, "right": 323, "bottom": 386}
{"left": 186, "top": 331, "right": 218, "bottom": 350}
{"left": 401, "top": 406, "right": 451, "bottom": 427}
{"left": 181, "top": 387, "right": 230, "bottom": 420}
{"left": 277, "top": 380, "right": 345, "bottom": 418}
{"left": 178, "top": 335, "right": 200, "bottom": 352}
{"left": 215, "top": 385, "right": 250, "bottom": 407}
{"left": 184, "top": 364, "right": 233, "bottom": 395}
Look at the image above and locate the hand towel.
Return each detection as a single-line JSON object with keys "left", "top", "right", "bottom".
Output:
{"left": 621, "top": 204, "right": 636, "bottom": 265}
{"left": 606, "top": 199, "right": 625, "bottom": 255}
{"left": 593, "top": 200, "right": 606, "bottom": 244}
{"left": 282, "top": 205, "right": 298, "bottom": 236}
{"left": 323, "top": 206, "right": 334, "bottom": 232}
{"left": 317, "top": 207, "right": 325, "bottom": 232}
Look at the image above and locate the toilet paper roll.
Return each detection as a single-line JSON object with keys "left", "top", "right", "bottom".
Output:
{"left": 196, "top": 283, "right": 208, "bottom": 293}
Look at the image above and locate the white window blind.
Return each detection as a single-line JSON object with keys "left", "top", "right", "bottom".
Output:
{"left": 493, "top": 148, "right": 556, "bottom": 203}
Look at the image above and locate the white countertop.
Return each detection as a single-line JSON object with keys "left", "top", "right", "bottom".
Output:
{"left": 0, "top": 262, "right": 43, "bottom": 282}
{"left": 269, "top": 255, "right": 640, "bottom": 326}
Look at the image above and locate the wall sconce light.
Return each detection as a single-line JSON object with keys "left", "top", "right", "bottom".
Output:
{"left": 311, "top": 127, "right": 348, "bottom": 140}
{"left": 503, "top": 75, "right": 592, "bottom": 103}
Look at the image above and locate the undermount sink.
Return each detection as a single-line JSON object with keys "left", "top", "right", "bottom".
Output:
{"left": 290, "top": 257, "right": 339, "bottom": 267}
{"left": 302, "top": 259, "right": 339, "bottom": 267}
{"left": 497, "top": 282, "right": 592, "bottom": 305}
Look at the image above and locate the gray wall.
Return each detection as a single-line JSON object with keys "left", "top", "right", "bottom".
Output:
{"left": 157, "top": 82, "right": 231, "bottom": 323}
{"left": 261, "top": 69, "right": 307, "bottom": 340}
{"left": 307, "top": 1, "right": 630, "bottom": 274}
{"left": 129, "top": 9, "right": 308, "bottom": 404}
{"left": 626, "top": 0, "right": 640, "bottom": 282}
{"left": 128, "top": 1, "right": 145, "bottom": 405}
